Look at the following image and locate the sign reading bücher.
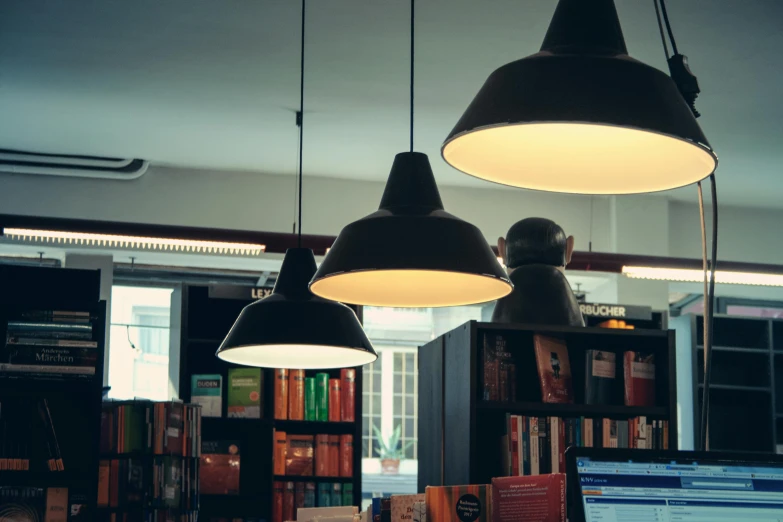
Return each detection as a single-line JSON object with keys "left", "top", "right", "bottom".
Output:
{"left": 579, "top": 303, "right": 652, "bottom": 321}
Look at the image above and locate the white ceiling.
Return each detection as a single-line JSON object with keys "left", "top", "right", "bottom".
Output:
{"left": 0, "top": 1, "right": 781, "bottom": 207}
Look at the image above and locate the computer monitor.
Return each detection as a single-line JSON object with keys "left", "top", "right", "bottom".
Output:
{"left": 566, "top": 448, "right": 783, "bottom": 522}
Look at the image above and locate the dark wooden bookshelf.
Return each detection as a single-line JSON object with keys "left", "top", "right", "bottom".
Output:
{"left": 673, "top": 313, "right": 781, "bottom": 453}
{"left": 177, "top": 284, "right": 363, "bottom": 520}
{"left": 418, "top": 320, "right": 677, "bottom": 490}
{"left": 0, "top": 265, "right": 106, "bottom": 519}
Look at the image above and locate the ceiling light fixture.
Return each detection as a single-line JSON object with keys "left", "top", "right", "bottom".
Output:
{"left": 441, "top": 0, "right": 717, "bottom": 194}
{"left": 623, "top": 266, "right": 783, "bottom": 287}
{"left": 308, "top": 0, "right": 512, "bottom": 308}
{"left": 2, "top": 227, "right": 265, "bottom": 256}
{"left": 216, "top": 0, "right": 376, "bottom": 369}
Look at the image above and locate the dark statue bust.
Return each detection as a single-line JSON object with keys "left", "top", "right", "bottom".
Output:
{"left": 491, "top": 217, "right": 585, "bottom": 327}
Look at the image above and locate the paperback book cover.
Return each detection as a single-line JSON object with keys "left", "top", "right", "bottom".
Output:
{"left": 584, "top": 350, "right": 616, "bottom": 405}
{"left": 490, "top": 474, "right": 565, "bottom": 522}
{"left": 191, "top": 374, "right": 223, "bottom": 417}
{"left": 533, "top": 335, "right": 573, "bottom": 404}
{"left": 624, "top": 351, "right": 656, "bottom": 407}
{"left": 425, "top": 485, "right": 490, "bottom": 522}
{"left": 228, "top": 368, "right": 262, "bottom": 418}
{"left": 200, "top": 440, "right": 241, "bottom": 495}
{"left": 391, "top": 494, "right": 425, "bottom": 522}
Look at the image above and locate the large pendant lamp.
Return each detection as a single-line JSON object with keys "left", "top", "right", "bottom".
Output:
{"left": 441, "top": 0, "right": 718, "bottom": 195}
{"left": 216, "top": 0, "right": 376, "bottom": 369}
{"left": 309, "top": 0, "right": 512, "bottom": 308}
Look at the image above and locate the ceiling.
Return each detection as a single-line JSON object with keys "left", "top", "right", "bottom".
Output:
{"left": 0, "top": 1, "right": 780, "bottom": 207}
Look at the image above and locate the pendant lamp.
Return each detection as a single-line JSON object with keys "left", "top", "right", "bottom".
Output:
{"left": 309, "top": 0, "right": 512, "bottom": 308}
{"left": 441, "top": 0, "right": 718, "bottom": 195}
{"left": 216, "top": 0, "right": 376, "bottom": 369}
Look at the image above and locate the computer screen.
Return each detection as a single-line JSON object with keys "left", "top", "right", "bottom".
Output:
{"left": 575, "top": 455, "right": 783, "bottom": 522}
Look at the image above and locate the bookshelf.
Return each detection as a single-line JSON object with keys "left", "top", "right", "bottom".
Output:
{"left": 0, "top": 265, "right": 106, "bottom": 519}
{"left": 176, "top": 284, "right": 363, "bottom": 521}
{"left": 417, "top": 321, "right": 677, "bottom": 490}
{"left": 672, "top": 313, "right": 779, "bottom": 453}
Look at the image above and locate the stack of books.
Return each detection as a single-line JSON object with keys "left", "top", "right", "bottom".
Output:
{"left": 272, "top": 481, "right": 354, "bottom": 522}
{"left": 2, "top": 309, "right": 97, "bottom": 378}
{"left": 274, "top": 369, "right": 356, "bottom": 422}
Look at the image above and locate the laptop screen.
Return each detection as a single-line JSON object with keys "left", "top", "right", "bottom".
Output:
{"left": 575, "top": 455, "right": 783, "bottom": 521}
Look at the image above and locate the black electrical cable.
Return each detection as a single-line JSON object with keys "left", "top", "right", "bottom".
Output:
{"left": 703, "top": 174, "right": 718, "bottom": 450}
{"left": 658, "top": 0, "right": 679, "bottom": 56}
{"left": 409, "top": 0, "right": 415, "bottom": 153}
{"left": 653, "top": 0, "right": 671, "bottom": 59}
{"left": 297, "top": 0, "right": 305, "bottom": 248}
{"left": 696, "top": 181, "right": 709, "bottom": 449}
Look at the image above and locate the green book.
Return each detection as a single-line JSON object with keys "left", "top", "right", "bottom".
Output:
{"left": 315, "top": 373, "right": 329, "bottom": 422}
{"left": 342, "top": 483, "right": 353, "bottom": 507}
{"left": 304, "top": 377, "right": 316, "bottom": 421}
{"left": 317, "top": 483, "right": 331, "bottom": 507}
{"left": 227, "top": 368, "right": 262, "bottom": 418}
{"left": 331, "top": 482, "right": 342, "bottom": 507}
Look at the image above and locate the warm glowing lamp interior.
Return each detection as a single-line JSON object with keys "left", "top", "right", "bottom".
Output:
{"left": 309, "top": 269, "right": 513, "bottom": 308}
{"left": 216, "top": 344, "right": 378, "bottom": 369}
{"left": 443, "top": 123, "right": 716, "bottom": 194}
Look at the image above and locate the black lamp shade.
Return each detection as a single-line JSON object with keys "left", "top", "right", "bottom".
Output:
{"left": 442, "top": 0, "right": 717, "bottom": 194}
{"left": 309, "top": 152, "right": 513, "bottom": 307}
{"left": 216, "top": 248, "right": 377, "bottom": 369}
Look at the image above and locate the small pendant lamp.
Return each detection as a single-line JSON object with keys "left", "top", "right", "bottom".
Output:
{"left": 216, "top": 0, "right": 376, "bottom": 369}
{"left": 442, "top": 0, "right": 717, "bottom": 195}
{"left": 309, "top": 0, "right": 512, "bottom": 308}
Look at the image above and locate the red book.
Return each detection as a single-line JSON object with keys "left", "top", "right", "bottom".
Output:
{"left": 339, "top": 434, "right": 353, "bottom": 477}
{"left": 624, "top": 351, "right": 656, "bottom": 406}
{"left": 283, "top": 481, "right": 295, "bottom": 521}
{"left": 328, "top": 379, "right": 341, "bottom": 422}
{"left": 286, "top": 435, "right": 314, "bottom": 476}
{"left": 273, "top": 481, "right": 284, "bottom": 522}
{"left": 510, "top": 416, "right": 519, "bottom": 476}
{"left": 340, "top": 369, "right": 356, "bottom": 422}
{"left": 491, "top": 474, "right": 566, "bottom": 522}
{"left": 328, "top": 435, "right": 340, "bottom": 477}
{"left": 295, "top": 482, "right": 305, "bottom": 508}
{"left": 315, "top": 434, "right": 329, "bottom": 477}
{"left": 533, "top": 335, "right": 573, "bottom": 403}
{"left": 558, "top": 418, "right": 566, "bottom": 473}
{"left": 289, "top": 370, "right": 305, "bottom": 420}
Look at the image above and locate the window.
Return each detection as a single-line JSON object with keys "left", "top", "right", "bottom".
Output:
{"left": 108, "top": 286, "right": 174, "bottom": 401}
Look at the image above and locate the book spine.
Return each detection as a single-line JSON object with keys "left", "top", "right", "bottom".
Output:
{"left": 511, "top": 414, "right": 519, "bottom": 476}
{"left": 508, "top": 363, "right": 517, "bottom": 402}
{"left": 343, "top": 483, "right": 353, "bottom": 507}
{"left": 483, "top": 334, "right": 500, "bottom": 401}
{"left": 331, "top": 482, "right": 342, "bottom": 507}
{"left": 304, "top": 482, "right": 316, "bottom": 508}
{"left": 315, "top": 373, "right": 329, "bottom": 422}
{"left": 273, "top": 481, "right": 284, "bottom": 522}
{"left": 516, "top": 416, "right": 524, "bottom": 477}
{"left": 499, "top": 362, "right": 509, "bottom": 402}
{"left": 328, "top": 379, "right": 341, "bottom": 422}
{"left": 0, "top": 363, "right": 95, "bottom": 375}
{"left": 559, "top": 418, "right": 566, "bottom": 473}
{"left": 529, "top": 418, "right": 539, "bottom": 476}
{"left": 663, "top": 420, "right": 669, "bottom": 450}
{"left": 289, "top": 370, "right": 305, "bottom": 421}
{"left": 2, "top": 329, "right": 93, "bottom": 340}
{"left": 328, "top": 435, "right": 340, "bottom": 477}
{"left": 295, "top": 482, "right": 305, "bottom": 509}
{"left": 315, "top": 434, "right": 330, "bottom": 477}
{"left": 274, "top": 430, "right": 287, "bottom": 475}
{"left": 7, "top": 337, "right": 98, "bottom": 348}
{"left": 340, "top": 434, "right": 353, "bottom": 477}
{"left": 7, "top": 345, "right": 98, "bottom": 366}
{"left": 7, "top": 321, "right": 92, "bottom": 332}
{"left": 340, "top": 369, "right": 356, "bottom": 422}
{"left": 274, "top": 369, "right": 289, "bottom": 420}
{"left": 305, "top": 377, "right": 316, "bottom": 421}
{"left": 521, "top": 416, "right": 529, "bottom": 476}
{"left": 550, "top": 417, "right": 559, "bottom": 477}
{"left": 283, "top": 481, "right": 295, "bottom": 522}
{"left": 318, "top": 483, "right": 331, "bottom": 507}
{"left": 538, "top": 417, "right": 549, "bottom": 474}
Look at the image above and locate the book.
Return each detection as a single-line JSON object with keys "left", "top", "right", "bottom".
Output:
{"left": 286, "top": 434, "right": 314, "bottom": 475}
{"left": 533, "top": 335, "right": 573, "bottom": 403}
{"left": 0, "top": 363, "right": 95, "bottom": 376}
{"left": 190, "top": 374, "right": 223, "bottom": 417}
{"left": 529, "top": 418, "right": 539, "bottom": 476}
{"left": 318, "top": 483, "right": 331, "bottom": 507}
{"left": 7, "top": 337, "right": 97, "bottom": 348}
{"left": 296, "top": 482, "right": 306, "bottom": 509}
{"left": 0, "top": 487, "right": 45, "bottom": 520}
{"left": 305, "top": 377, "right": 317, "bottom": 421}
{"left": 391, "top": 494, "right": 425, "bottom": 522}
{"left": 340, "top": 369, "right": 356, "bottom": 422}
{"left": 482, "top": 333, "right": 513, "bottom": 401}
{"left": 275, "top": 430, "right": 288, "bottom": 475}
{"left": 343, "top": 483, "right": 354, "bottom": 509}
{"left": 275, "top": 369, "right": 289, "bottom": 420}
{"left": 585, "top": 350, "right": 616, "bottom": 405}
{"left": 67, "top": 488, "right": 90, "bottom": 521}
{"left": 331, "top": 483, "right": 342, "bottom": 507}
{"left": 289, "top": 370, "right": 305, "bottom": 421}
{"left": 305, "top": 482, "right": 316, "bottom": 508}
{"left": 97, "top": 461, "right": 110, "bottom": 506}
{"left": 273, "top": 481, "right": 284, "bottom": 522}
{"left": 491, "top": 474, "right": 565, "bottom": 522}
{"left": 624, "top": 351, "right": 656, "bottom": 406}
{"left": 316, "top": 434, "right": 330, "bottom": 476}
{"left": 6, "top": 343, "right": 97, "bottom": 370}
{"left": 425, "top": 484, "right": 491, "bottom": 522}
{"left": 340, "top": 434, "right": 353, "bottom": 478}
{"left": 328, "top": 435, "right": 340, "bottom": 477}
{"left": 315, "top": 373, "right": 329, "bottom": 422}
{"left": 47, "top": 487, "right": 70, "bottom": 522}
{"left": 7, "top": 321, "right": 92, "bottom": 333}
{"left": 200, "top": 440, "right": 241, "bottom": 495}
{"left": 329, "top": 379, "right": 342, "bottom": 422}
{"left": 228, "top": 368, "right": 262, "bottom": 418}
{"left": 284, "top": 481, "right": 296, "bottom": 521}
{"left": 538, "top": 417, "right": 549, "bottom": 475}
{"left": 37, "top": 399, "right": 64, "bottom": 471}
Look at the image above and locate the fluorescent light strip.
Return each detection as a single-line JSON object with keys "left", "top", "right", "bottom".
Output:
{"left": 2, "top": 228, "right": 266, "bottom": 256}
{"left": 623, "top": 266, "right": 783, "bottom": 287}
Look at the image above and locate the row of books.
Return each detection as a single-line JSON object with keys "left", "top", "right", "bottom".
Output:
{"left": 274, "top": 431, "right": 353, "bottom": 477}
{"left": 2, "top": 310, "right": 98, "bottom": 378}
{"left": 273, "top": 481, "right": 354, "bottom": 522}
{"left": 100, "top": 401, "right": 202, "bottom": 457}
{"left": 191, "top": 368, "right": 263, "bottom": 418}
{"left": 98, "top": 511, "right": 199, "bottom": 522}
{"left": 97, "top": 456, "right": 199, "bottom": 512}
{"left": 482, "top": 332, "right": 656, "bottom": 406}
{"left": 274, "top": 369, "right": 356, "bottom": 422}
{"left": 0, "top": 486, "right": 88, "bottom": 521}
{"left": 502, "top": 415, "right": 669, "bottom": 477}
{"left": 0, "top": 397, "right": 64, "bottom": 472}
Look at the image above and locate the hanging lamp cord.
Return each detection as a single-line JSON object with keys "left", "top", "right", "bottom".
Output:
{"left": 297, "top": 0, "right": 306, "bottom": 248}
{"left": 409, "top": 0, "right": 415, "bottom": 152}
